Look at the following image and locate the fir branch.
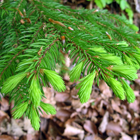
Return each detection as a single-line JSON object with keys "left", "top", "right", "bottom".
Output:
{"left": 36, "top": 38, "right": 59, "bottom": 70}
{"left": 0, "top": 0, "right": 140, "bottom": 130}
{"left": 41, "top": 38, "right": 59, "bottom": 58}
{"left": 0, "top": 49, "right": 26, "bottom": 79}
{"left": 30, "top": 23, "right": 44, "bottom": 45}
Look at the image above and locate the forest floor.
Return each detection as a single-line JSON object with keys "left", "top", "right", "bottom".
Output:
{"left": 0, "top": 0, "right": 140, "bottom": 140}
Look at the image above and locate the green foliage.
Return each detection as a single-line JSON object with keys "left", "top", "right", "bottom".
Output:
{"left": 112, "top": 65, "right": 138, "bottom": 80}
{"left": 88, "top": 0, "right": 134, "bottom": 24}
{"left": 29, "top": 76, "right": 42, "bottom": 107}
{"left": 106, "top": 77, "right": 125, "bottom": 100}
{"left": 12, "top": 101, "right": 28, "bottom": 119}
{"left": 43, "top": 69, "right": 66, "bottom": 92}
{"left": 70, "top": 61, "right": 84, "bottom": 82}
{"left": 29, "top": 106, "right": 40, "bottom": 130}
{"left": 76, "top": 71, "right": 96, "bottom": 103}
{"left": 0, "top": 0, "right": 140, "bottom": 130}
{"left": 40, "top": 101, "right": 56, "bottom": 115}
{"left": 121, "top": 79, "right": 135, "bottom": 103}
{"left": 1, "top": 72, "right": 27, "bottom": 93}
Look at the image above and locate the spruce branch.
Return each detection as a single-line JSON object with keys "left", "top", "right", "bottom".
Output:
{"left": 0, "top": 0, "right": 140, "bottom": 130}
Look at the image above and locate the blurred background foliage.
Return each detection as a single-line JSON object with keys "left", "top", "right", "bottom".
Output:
{"left": 60, "top": 0, "right": 140, "bottom": 31}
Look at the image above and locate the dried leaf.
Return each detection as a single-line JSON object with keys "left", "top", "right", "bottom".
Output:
{"left": 83, "top": 120, "right": 97, "bottom": 134}
{"left": 55, "top": 92, "right": 70, "bottom": 102}
{"left": 106, "top": 121, "right": 122, "bottom": 136}
{"left": 99, "top": 80, "right": 112, "bottom": 97}
{"left": 99, "top": 111, "right": 109, "bottom": 133}
{"left": 63, "top": 124, "right": 84, "bottom": 137}
{"left": 56, "top": 109, "right": 71, "bottom": 122}
{"left": 111, "top": 99, "right": 122, "bottom": 114}
{"left": 10, "top": 119, "right": 25, "bottom": 136}
{"left": 129, "top": 100, "right": 139, "bottom": 112}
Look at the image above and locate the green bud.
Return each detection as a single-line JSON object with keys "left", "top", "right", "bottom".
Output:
{"left": 99, "top": 54, "right": 123, "bottom": 65}
{"left": 70, "top": 61, "right": 84, "bottom": 82}
{"left": 2, "top": 72, "right": 27, "bottom": 93}
{"left": 76, "top": 71, "right": 96, "bottom": 103}
{"left": 43, "top": 69, "right": 66, "bottom": 92}
{"left": 112, "top": 65, "right": 138, "bottom": 80}
{"left": 132, "top": 53, "right": 140, "bottom": 64}
{"left": 29, "top": 76, "right": 42, "bottom": 107}
{"left": 88, "top": 47, "right": 123, "bottom": 65}
{"left": 129, "top": 24, "right": 139, "bottom": 32}
{"left": 89, "top": 47, "right": 106, "bottom": 53}
{"left": 107, "top": 77, "right": 125, "bottom": 100}
{"left": 40, "top": 101, "right": 56, "bottom": 115}
{"left": 117, "top": 41, "right": 128, "bottom": 47}
{"left": 124, "top": 55, "right": 133, "bottom": 66}
{"left": 124, "top": 55, "right": 140, "bottom": 70}
{"left": 12, "top": 101, "right": 28, "bottom": 119}
{"left": 121, "top": 79, "right": 135, "bottom": 103}
{"left": 30, "top": 108, "right": 40, "bottom": 130}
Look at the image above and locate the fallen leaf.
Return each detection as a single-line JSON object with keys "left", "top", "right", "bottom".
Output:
{"left": 99, "top": 111, "right": 109, "bottom": 133}
{"left": 72, "top": 121, "right": 83, "bottom": 130}
{"left": 99, "top": 80, "right": 112, "bottom": 97}
{"left": 63, "top": 124, "right": 84, "bottom": 137}
{"left": 111, "top": 99, "right": 122, "bottom": 114}
{"left": 96, "top": 100, "right": 105, "bottom": 115}
{"left": 120, "top": 118, "right": 129, "bottom": 132}
{"left": 55, "top": 92, "right": 70, "bottom": 102}
{"left": 106, "top": 121, "right": 122, "bottom": 136}
{"left": 83, "top": 120, "right": 97, "bottom": 134}
{"left": 72, "top": 99, "right": 82, "bottom": 110}
{"left": 10, "top": 119, "right": 25, "bottom": 136}
{"left": 56, "top": 109, "right": 71, "bottom": 122}
{"left": 129, "top": 100, "right": 139, "bottom": 112}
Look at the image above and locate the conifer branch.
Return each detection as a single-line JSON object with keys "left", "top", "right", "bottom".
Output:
{"left": 0, "top": 0, "right": 140, "bottom": 130}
